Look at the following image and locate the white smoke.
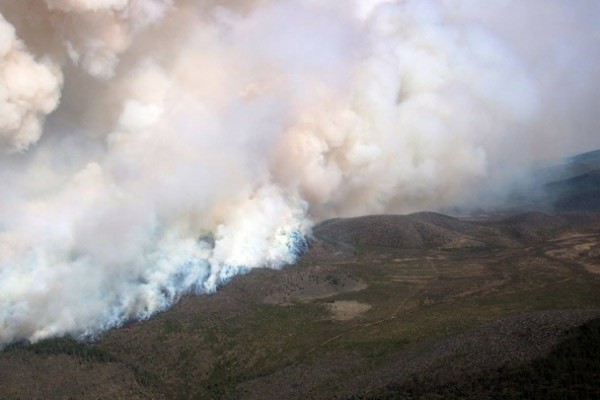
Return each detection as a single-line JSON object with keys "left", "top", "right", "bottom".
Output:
{"left": 0, "top": 0, "right": 598, "bottom": 345}
{"left": 0, "top": 14, "right": 62, "bottom": 152}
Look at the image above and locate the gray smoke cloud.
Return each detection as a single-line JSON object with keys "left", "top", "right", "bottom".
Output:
{"left": 0, "top": 0, "right": 598, "bottom": 345}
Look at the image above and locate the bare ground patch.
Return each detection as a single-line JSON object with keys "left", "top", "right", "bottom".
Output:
{"left": 327, "top": 301, "right": 372, "bottom": 321}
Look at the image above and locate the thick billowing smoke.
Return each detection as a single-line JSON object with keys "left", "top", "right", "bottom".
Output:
{"left": 0, "top": 0, "right": 598, "bottom": 345}
{"left": 0, "top": 13, "right": 61, "bottom": 152}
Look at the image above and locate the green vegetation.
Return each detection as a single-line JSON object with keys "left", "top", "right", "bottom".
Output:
{"left": 8, "top": 337, "right": 118, "bottom": 363}
{"left": 361, "top": 316, "right": 600, "bottom": 399}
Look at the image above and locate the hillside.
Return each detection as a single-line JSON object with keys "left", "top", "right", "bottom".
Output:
{"left": 360, "top": 313, "right": 600, "bottom": 399}
{"left": 527, "top": 149, "right": 600, "bottom": 213}
{"left": 314, "top": 212, "right": 508, "bottom": 249}
{"left": 1, "top": 211, "right": 599, "bottom": 399}
{"left": 546, "top": 169, "right": 600, "bottom": 212}
{"left": 313, "top": 211, "right": 590, "bottom": 249}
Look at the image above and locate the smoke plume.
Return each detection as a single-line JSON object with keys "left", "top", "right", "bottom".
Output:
{"left": 0, "top": 0, "right": 598, "bottom": 345}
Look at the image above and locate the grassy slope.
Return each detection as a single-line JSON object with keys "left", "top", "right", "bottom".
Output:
{"left": 361, "top": 316, "right": 600, "bottom": 399}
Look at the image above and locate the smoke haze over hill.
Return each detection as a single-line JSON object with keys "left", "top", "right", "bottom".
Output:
{"left": 0, "top": 0, "right": 599, "bottom": 345}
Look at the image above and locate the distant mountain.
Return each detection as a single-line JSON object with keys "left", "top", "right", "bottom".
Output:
{"left": 534, "top": 149, "right": 600, "bottom": 183}
{"left": 529, "top": 149, "right": 600, "bottom": 213}
{"left": 546, "top": 169, "right": 600, "bottom": 212}
{"left": 568, "top": 149, "right": 600, "bottom": 170}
